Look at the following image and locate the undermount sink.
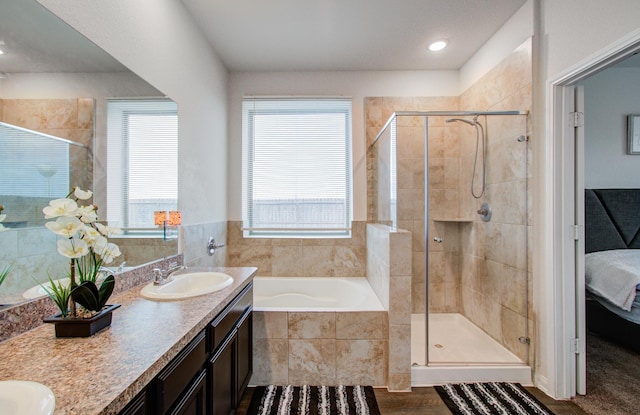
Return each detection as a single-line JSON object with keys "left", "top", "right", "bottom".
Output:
{"left": 140, "top": 271, "right": 233, "bottom": 301}
{"left": 0, "top": 380, "right": 55, "bottom": 415}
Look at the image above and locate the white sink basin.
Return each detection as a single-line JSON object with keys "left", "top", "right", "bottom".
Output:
{"left": 0, "top": 380, "right": 55, "bottom": 415}
{"left": 140, "top": 272, "right": 233, "bottom": 301}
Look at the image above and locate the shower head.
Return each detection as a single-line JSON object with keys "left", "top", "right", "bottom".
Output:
{"left": 446, "top": 118, "right": 477, "bottom": 126}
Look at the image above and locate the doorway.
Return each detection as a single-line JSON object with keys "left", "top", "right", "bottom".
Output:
{"left": 551, "top": 34, "right": 640, "bottom": 399}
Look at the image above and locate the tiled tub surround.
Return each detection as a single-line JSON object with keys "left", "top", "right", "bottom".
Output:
{"left": 252, "top": 311, "right": 388, "bottom": 387}
{"left": 0, "top": 265, "right": 257, "bottom": 415}
{"left": 226, "top": 221, "right": 366, "bottom": 277}
{"left": 366, "top": 224, "right": 412, "bottom": 391}
{"left": 251, "top": 276, "right": 388, "bottom": 387}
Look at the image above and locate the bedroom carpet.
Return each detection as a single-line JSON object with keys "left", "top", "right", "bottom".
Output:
{"left": 247, "top": 385, "right": 381, "bottom": 415}
{"left": 573, "top": 332, "right": 640, "bottom": 414}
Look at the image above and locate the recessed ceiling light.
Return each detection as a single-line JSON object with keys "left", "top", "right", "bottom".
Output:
{"left": 428, "top": 40, "right": 447, "bottom": 52}
{"left": 0, "top": 49, "right": 4, "bottom": 55}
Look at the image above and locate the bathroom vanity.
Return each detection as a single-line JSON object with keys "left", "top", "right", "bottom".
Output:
{"left": 0, "top": 266, "right": 256, "bottom": 415}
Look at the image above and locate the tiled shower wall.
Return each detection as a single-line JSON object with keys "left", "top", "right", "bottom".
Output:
{"left": 458, "top": 39, "right": 533, "bottom": 362}
{"left": 364, "top": 38, "right": 533, "bottom": 363}
{"left": 0, "top": 99, "right": 95, "bottom": 302}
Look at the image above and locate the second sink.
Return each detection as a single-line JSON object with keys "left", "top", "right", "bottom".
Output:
{"left": 140, "top": 271, "right": 233, "bottom": 301}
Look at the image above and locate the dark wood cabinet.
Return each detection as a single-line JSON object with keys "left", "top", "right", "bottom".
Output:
{"left": 169, "top": 370, "right": 207, "bottom": 415}
{"left": 207, "top": 283, "right": 254, "bottom": 415}
{"left": 118, "top": 282, "right": 253, "bottom": 415}
{"left": 235, "top": 310, "right": 253, "bottom": 407}
{"left": 209, "top": 333, "right": 235, "bottom": 415}
{"left": 118, "top": 389, "right": 148, "bottom": 415}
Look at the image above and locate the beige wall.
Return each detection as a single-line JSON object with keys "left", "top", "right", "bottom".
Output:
{"left": 226, "top": 221, "right": 366, "bottom": 277}
{"left": 458, "top": 38, "right": 533, "bottom": 362}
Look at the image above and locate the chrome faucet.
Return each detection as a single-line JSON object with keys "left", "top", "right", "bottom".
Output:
{"left": 207, "top": 237, "right": 225, "bottom": 256}
{"left": 153, "top": 262, "right": 186, "bottom": 285}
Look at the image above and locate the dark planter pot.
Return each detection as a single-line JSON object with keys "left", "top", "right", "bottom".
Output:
{"left": 43, "top": 304, "right": 121, "bottom": 338}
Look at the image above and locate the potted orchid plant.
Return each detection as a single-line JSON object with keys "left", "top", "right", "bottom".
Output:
{"left": 42, "top": 187, "right": 123, "bottom": 337}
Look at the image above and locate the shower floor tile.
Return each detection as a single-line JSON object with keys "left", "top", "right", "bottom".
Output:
{"left": 411, "top": 313, "right": 523, "bottom": 365}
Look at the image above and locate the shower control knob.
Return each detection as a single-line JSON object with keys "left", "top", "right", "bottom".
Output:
{"left": 433, "top": 237, "right": 443, "bottom": 243}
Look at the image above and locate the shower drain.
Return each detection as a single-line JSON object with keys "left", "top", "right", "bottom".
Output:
{"left": 434, "top": 343, "right": 444, "bottom": 348}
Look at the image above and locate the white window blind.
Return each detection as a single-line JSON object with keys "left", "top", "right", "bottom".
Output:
{"left": 242, "top": 98, "right": 352, "bottom": 237}
{"left": 107, "top": 99, "right": 178, "bottom": 230}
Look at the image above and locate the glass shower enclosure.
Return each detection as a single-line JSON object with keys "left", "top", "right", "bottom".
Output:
{"left": 370, "top": 111, "right": 531, "bottom": 384}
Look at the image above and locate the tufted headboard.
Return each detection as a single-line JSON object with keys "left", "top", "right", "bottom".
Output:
{"left": 585, "top": 189, "right": 640, "bottom": 253}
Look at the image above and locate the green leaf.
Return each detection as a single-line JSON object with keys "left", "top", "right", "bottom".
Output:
{"left": 71, "top": 281, "right": 100, "bottom": 311}
{"left": 42, "top": 276, "right": 71, "bottom": 317}
{"left": 97, "top": 275, "right": 115, "bottom": 309}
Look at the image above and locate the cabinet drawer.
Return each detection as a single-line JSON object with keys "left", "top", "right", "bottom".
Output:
{"left": 208, "top": 283, "right": 253, "bottom": 353}
{"left": 156, "top": 331, "right": 207, "bottom": 414}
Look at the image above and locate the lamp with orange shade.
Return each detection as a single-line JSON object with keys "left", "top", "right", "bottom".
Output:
{"left": 154, "top": 211, "right": 167, "bottom": 226}
{"left": 168, "top": 210, "right": 182, "bottom": 226}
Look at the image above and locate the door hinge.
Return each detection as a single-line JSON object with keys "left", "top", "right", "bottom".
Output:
{"left": 572, "top": 225, "right": 583, "bottom": 241}
{"left": 570, "top": 111, "right": 584, "bottom": 128}
{"left": 571, "top": 338, "right": 585, "bottom": 355}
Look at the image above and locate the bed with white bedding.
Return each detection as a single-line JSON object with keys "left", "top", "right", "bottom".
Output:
{"left": 585, "top": 189, "right": 640, "bottom": 352}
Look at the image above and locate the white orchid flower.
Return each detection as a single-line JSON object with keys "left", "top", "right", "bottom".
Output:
{"left": 93, "top": 237, "right": 121, "bottom": 263}
{"left": 45, "top": 216, "right": 84, "bottom": 238}
{"left": 99, "top": 243, "right": 121, "bottom": 264}
{"left": 81, "top": 225, "right": 101, "bottom": 244}
{"left": 77, "top": 205, "right": 98, "bottom": 223}
{"left": 95, "top": 222, "right": 123, "bottom": 237}
{"left": 43, "top": 198, "right": 78, "bottom": 219}
{"left": 89, "top": 234, "right": 108, "bottom": 251}
{"left": 74, "top": 187, "right": 93, "bottom": 200}
{"left": 57, "top": 237, "right": 89, "bottom": 259}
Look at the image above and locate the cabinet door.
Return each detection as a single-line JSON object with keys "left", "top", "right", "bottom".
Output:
{"left": 118, "top": 389, "right": 148, "bottom": 415}
{"left": 169, "top": 370, "right": 207, "bottom": 415}
{"left": 209, "top": 331, "right": 236, "bottom": 415}
{"left": 235, "top": 310, "right": 253, "bottom": 407}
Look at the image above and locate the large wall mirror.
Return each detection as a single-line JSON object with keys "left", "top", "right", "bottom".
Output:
{"left": 0, "top": 0, "right": 178, "bottom": 306}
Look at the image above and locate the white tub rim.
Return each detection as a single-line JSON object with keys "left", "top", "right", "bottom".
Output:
{"left": 252, "top": 276, "right": 385, "bottom": 312}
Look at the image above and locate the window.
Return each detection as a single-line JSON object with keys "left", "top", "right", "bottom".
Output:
{"left": 107, "top": 99, "right": 178, "bottom": 230}
{"left": 242, "top": 97, "right": 352, "bottom": 237}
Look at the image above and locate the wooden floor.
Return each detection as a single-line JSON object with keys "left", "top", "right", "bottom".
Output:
{"left": 237, "top": 386, "right": 588, "bottom": 415}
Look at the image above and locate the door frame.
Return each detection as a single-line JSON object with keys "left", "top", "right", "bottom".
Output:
{"left": 547, "top": 29, "right": 640, "bottom": 399}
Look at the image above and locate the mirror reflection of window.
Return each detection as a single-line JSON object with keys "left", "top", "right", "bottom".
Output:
{"left": 107, "top": 99, "right": 178, "bottom": 231}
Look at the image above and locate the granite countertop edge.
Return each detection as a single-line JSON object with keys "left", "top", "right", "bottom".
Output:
{"left": 0, "top": 266, "right": 257, "bottom": 415}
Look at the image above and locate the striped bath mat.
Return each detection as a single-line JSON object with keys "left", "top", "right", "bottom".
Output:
{"left": 435, "top": 382, "right": 554, "bottom": 415}
{"left": 247, "top": 385, "right": 381, "bottom": 415}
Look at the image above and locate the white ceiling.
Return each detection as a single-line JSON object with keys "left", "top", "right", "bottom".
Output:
{"left": 181, "top": 0, "right": 527, "bottom": 71}
{"left": 1, "top": 0, "right": 530, "bottom": 75}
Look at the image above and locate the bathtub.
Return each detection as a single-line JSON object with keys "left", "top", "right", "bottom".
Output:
{"left": 251, "top": 276, "right": 388, "bottom": 386}
{"left": 253, "top": 276, "right": 384, "bottom": 312}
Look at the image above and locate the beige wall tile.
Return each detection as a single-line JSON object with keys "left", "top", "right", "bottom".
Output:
{"left": 389, "top": 276, "right": 411, "bottom": 325}
{"left": 387, "top": 373, "right": 412, "bottom": 392}
{"left": 288, "top": 339, "right": 337, "bottom": 385}
{"left": 336, "top": 340, "right": 387, "bottom": 385}
{"left": 335, "top": 312, "right": 388, "bottom": 340}
{"left": 288, "top": 312, "right": 336, "bottom": 339}
{"left": 272, "top": 245, "right": 304, "bottom": 277}
{"left": 302, "top": 246, "right": 335, "bottom": 277}
{"left": 253, "top": 311, "right": 288, "bottom": 339}
{"left": 388, "top": 324, "right": 411, "bottom": 374}
{"left": 251, "top": 338, "right": 289, "bottom": 385}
